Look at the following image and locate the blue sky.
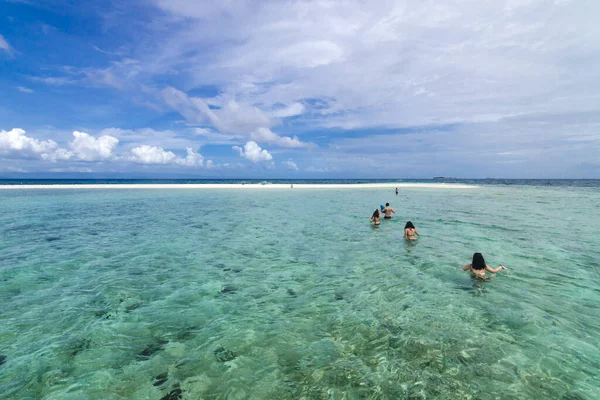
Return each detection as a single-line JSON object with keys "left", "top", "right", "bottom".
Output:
{"left": 1, "top": 0, "right": 599, "bottom": 178}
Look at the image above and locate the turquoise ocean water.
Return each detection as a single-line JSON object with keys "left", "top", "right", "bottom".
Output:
{"left": 1, "top": 184, "right": 599, "bottom": 399}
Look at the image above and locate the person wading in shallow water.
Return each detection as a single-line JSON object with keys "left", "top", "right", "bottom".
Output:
{"left": 370, "top": 209, "right": 381, "bottom": 226}
{"left": 395, "top": 187, "right": 398, "bottom": 196}
{"left": 382, "top": 203, "right": 396, "bottom": 219}
{"left": 403, "top": 221, "right": 420, "bottom": 240}
{"left": 462, "top": 252, "right": 507, "bottom": 279}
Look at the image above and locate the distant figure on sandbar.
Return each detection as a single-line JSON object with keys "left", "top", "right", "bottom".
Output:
{"left": 403, "top": 221, "right": 420, "bottom": 240}
{"left": 395, "top": 187, "right": 398, "bottom": 196}
{"left": 382, "top": 203, "right": 395, "bottom": 219}
{"left": 462, "top": 253, "right": 507, "bottom": 279}
{"left": 370, "top": 209, "right": 381, "bottom": 226}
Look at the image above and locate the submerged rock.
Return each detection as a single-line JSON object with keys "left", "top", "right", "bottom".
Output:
{"left": 562, "top": 392, "right": 588, "bottom": 400}
{"left": 175, "top": 326, "right": 198, "bottom": 341}
{"left": 160, "top": 387, "right": 182, "bottom": 400}
{"left": 45, "top": 236, "right": 61, "bottom": 242}
{"left": 0, "top": 355, "right": 6, "bottom": 365}
{"left": 214, "top": 345, "right": 237, "bottom": 362}
{"left": 153, "top": 372, "right": 168, "bottom": 386}
{"left": 125, "top": 302, "right": 142, "bottom": 312}
{"left": 334, "top": 293, "right": 344, "bottom": 301}
{"left": 68, "top": 338, "right": 91, "bottom": 356}
{"left": 287, "top": 288, "right": 297, "bottom": 297}
{"left": 138, "top": 339, "right": 168, "bottom": 360}
{"left": 220, "top": 285, "right": 238, "bottom": 294}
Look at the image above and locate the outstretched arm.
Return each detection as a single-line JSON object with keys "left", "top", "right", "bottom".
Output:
{"left": 462, "top": 264, "right": 471, "bottom": 271}
{"left": 485, "top": 265, "right": 507, "bottom": 273}
{"left": 415, "top": 230, "right": 420, "bottom": 236}
{"left": 403, "top": 229, "right": 407, "bottom": 239}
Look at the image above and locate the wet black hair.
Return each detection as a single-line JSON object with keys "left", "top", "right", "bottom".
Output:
{"left": 385, "top": 203, "right": 390, "bottom": 206}
{"left": 472, "top": 253, "right": 486, "bottom": 270}
{"left": 372, "top": 209, "right": 380, "bottom": 219}
{"left": 404, "top": 221, "right": 415, "bottom": 229}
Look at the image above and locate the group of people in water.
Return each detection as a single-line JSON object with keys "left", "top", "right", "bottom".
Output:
{"left": 369, "top": 197, "right": 508, "bottom": 280}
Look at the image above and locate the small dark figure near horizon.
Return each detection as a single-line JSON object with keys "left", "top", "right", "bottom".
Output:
{"left": 403, "top": 221, "right": 420, "bottom": 240}
{"left": 462, "top": 253, "right": 507, "bottom": 279}
{"left": 395, "top": 187, "right": 398, "bottom": 195}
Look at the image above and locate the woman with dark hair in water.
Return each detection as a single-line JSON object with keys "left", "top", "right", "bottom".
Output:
{"left": 370, "top": 209, "right": 381, "bottom": 226}
{"left": 462, "top": 253, "right": 507, "bottom": 279}
{"left": 403, "top": 221, "right": 420, "bottom": 240}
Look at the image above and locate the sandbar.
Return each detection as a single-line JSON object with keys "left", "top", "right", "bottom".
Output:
{"left": 0, "top": 183, "right": 477, "bottom": 190}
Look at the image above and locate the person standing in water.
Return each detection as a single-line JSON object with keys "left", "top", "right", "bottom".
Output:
{"left": 382, "top": 203, "right": 395, "bottom": 219}
{"left": 462, "top": 253, "right": 507, "bottom": 279}
{"left": 395, "top": 187, "right": 399, "bottom": 196}
{"left": 370, "top": 209, "right": 381, "bottom": 226}
{"left": 403, "top": 221, "right": 420, "bottom": 240}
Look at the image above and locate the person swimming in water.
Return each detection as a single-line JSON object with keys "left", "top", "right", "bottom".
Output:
{"left": 403, "top": 221, "right": 420, "bottom": 240}
{"left": 370, "top": 209, "right": 381, "bottom": 226}
{"left": 382, "top": 203, "right": 396, "bottom": 219}
{"left": 462, "top": 253, "right": 507, "bottom": 279}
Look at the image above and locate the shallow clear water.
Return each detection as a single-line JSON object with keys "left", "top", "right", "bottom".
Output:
{"left": 1, "top": 186, "right": 599, "bottom": 399}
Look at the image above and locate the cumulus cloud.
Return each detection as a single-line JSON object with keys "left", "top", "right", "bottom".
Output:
{"left": 282, "top": 160, "right": 299, "bottom": 171}
{"left": 233, "top": 141, "right": 273, "bottom": 163}
{"left": 0, "top": 127, "right": 213, "bottom": 170}
{"left": 0, "top": 128, "right": 72, "bottom": 161}
{"left": 129, "top": 145, "right": 177, "bottom": 164}
{"left": 69, "top": 131, "right": 119, "bottom": 161}
{"left": 176, "top": 147, "right": 204, "bottom": 167}
{"left": 129, "top": 145, "right": 206, "bottom": 167}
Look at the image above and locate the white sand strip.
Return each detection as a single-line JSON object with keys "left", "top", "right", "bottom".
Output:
{"left": 0, "top": 183, "right": 477, "bottom": 190}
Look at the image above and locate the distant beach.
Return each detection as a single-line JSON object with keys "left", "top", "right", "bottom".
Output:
{"left": 0, "top": 183, "right": 477, "bottom": 189}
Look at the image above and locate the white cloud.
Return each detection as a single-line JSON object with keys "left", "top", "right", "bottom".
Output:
{"left": 162, "top": 88, "right": 313, "bottom": 147}
{"left": 176, "top": 147, "right": 204, "bottom": 167}
{"left": 6, "top": 0, "right": 600, "bottom": 176}
{"left": 0, "top": 34, "right": 13, "bottom": 55}
{"left": 42, "top": 148, "right": 73, "bottom": 162}
{"left": 99, "top": 127, "right": 199, "bottom": 149}
{"left": 128, "top": 144, "right": 206, "bottom": 167}
{"left": 267, "top": 102, "right": 305, "bottom": 119}
{"left": 48, "top": 167, "right": 93, "bottom": 173}
{"left": 69, "top": 131, "right": 119, "bottom": 161}
{"left": 17, "top": 86, "right": 33, "bottom": 93}
{"left": 250, "top": 127, "right": 314, "bottom": 148}
{"left": 194, "top": 127, "right": 213, "bottom": 135}
{"left": 282, "top": 160, "right": 299, "bottom": 171}
{"left": 277, "top": 40, "right": 344, "bottom": 68}
{"left": 0, "top": 128, "right": 72, "bottom": 161}
{"left": 304, "top": 166, "right": 340, "bottom": 173}
{"left": 29, "top": 76, "right": 76, "bottom": 86}
{"left": 162, "top": 87, "right": 271, "bottom": 133}
{"left": 130, "top": 0, "right": 600, "bottom": 135}
{"left": 233, "top": 141, "right": 273, "bottom": 163}
{"left": 129, "top": 145, "right": 177, "bottom": 164}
